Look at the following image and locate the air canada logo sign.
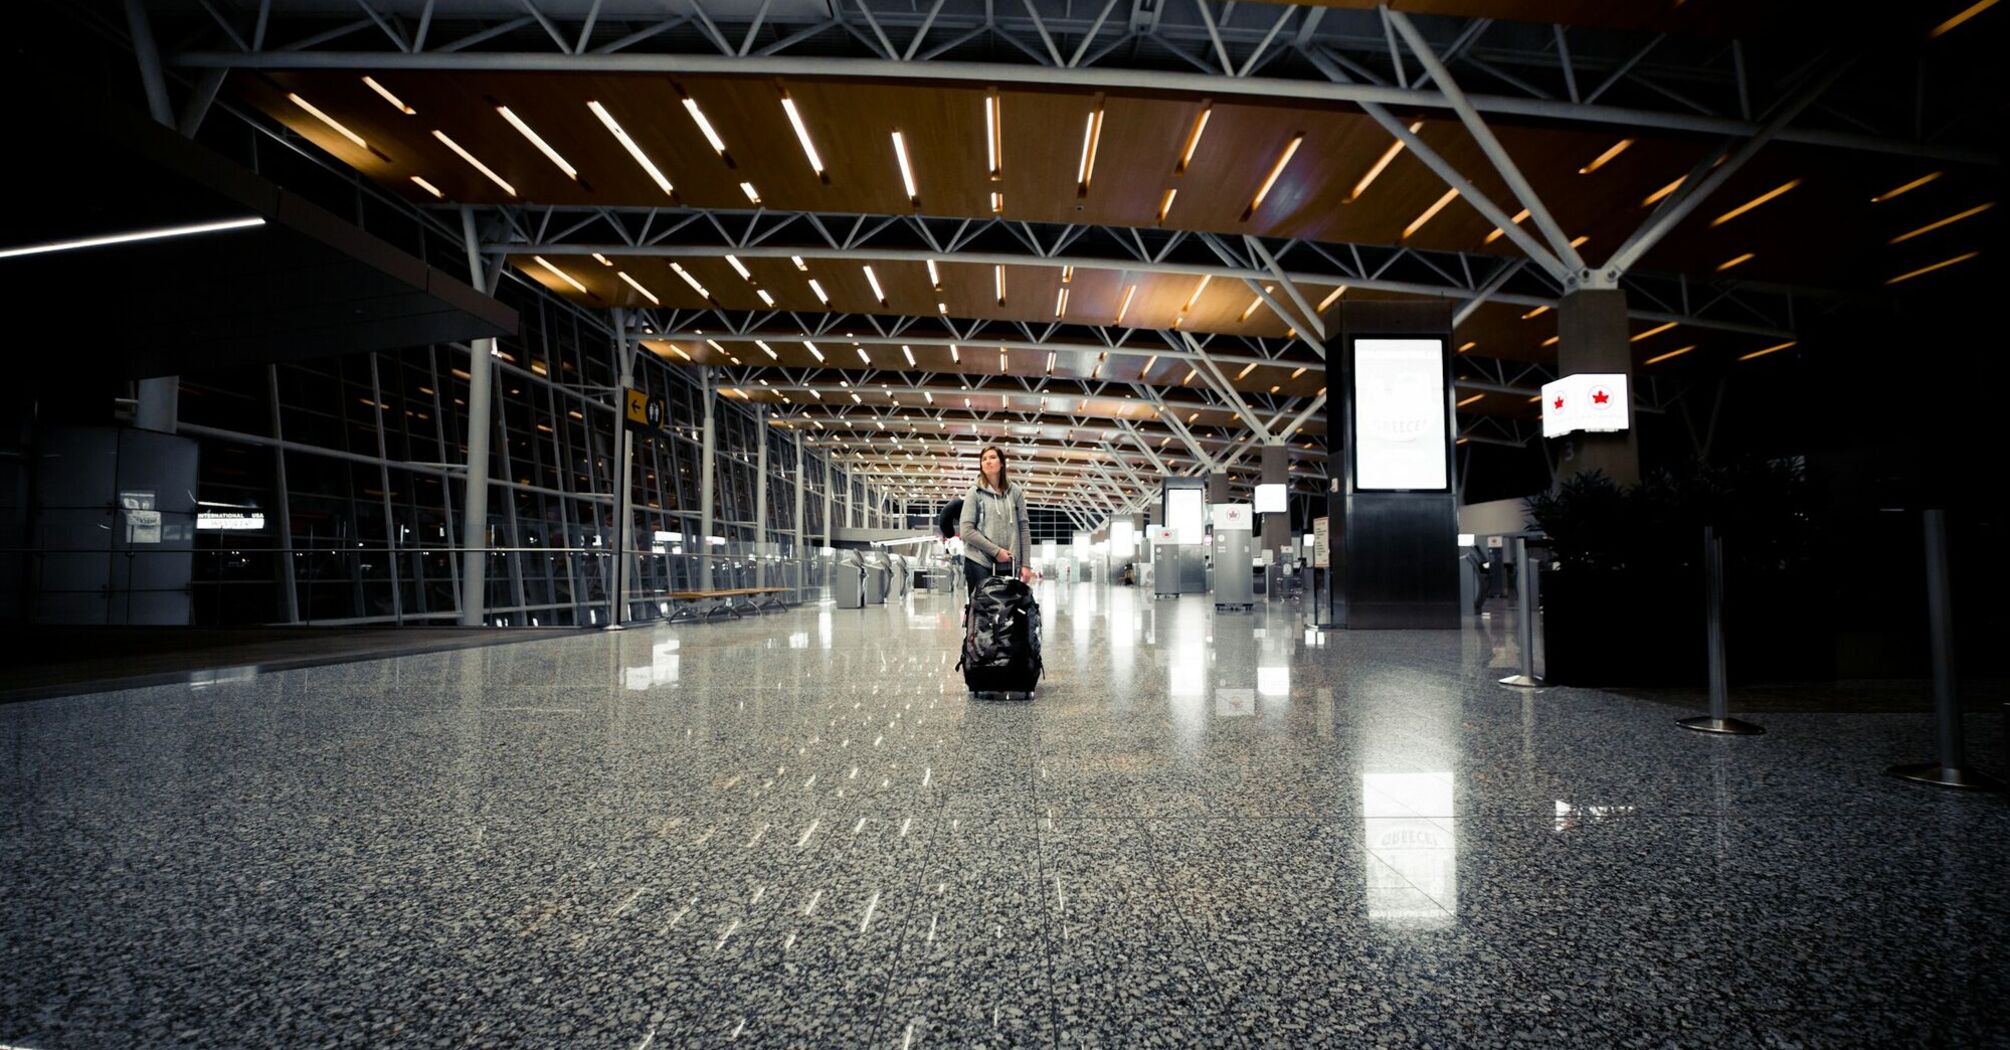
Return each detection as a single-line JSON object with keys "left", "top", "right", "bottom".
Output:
{"left": 1541, "top": 373, "right": 1630, "bottom": 439}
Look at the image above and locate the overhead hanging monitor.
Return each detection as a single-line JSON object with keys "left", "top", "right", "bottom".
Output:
{"left": 1253, "top": 483, "right": 1287, "bottom": 514}
{"left": 1352, "top": 337, "right": 1449, "bottom": 491}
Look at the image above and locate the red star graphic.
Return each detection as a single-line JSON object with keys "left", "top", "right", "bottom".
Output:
{"left": 1553, "top": 396, "right": 1565, "bottom": 410}
{"left": 1592, "top": 389, "right": 1610, "bottom": 405}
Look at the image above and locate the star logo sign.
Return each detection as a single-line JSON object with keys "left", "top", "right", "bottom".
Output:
{"left": 1553, "top": 396, "right": 1565, "bottom": 410}
{"left": 1591, "top": 387, "right": 1612, "bottom": 409}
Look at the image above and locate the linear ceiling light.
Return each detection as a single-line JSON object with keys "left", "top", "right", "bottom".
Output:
{"left": 926, "top": 258, "right": 942, "bottom": 290}
{"left": 724, "top": 254, "right": 753, "bottom": 280}
{"left": 1873, "top": 172, "right": 1943, "bottom": 203}
{"left": 1244, "top": 134, "right": 1304, "bottom": 220}
{"left": 616, "top": 271, "right": 659, "bottom": 305}
{"left": 802, "top": 340, "right": 824, "bottom": 362}
{"left": 950, "top": 345, "right": 960, "bottom": 363}
{"left": 1578, "top": 138, "right": 1635, "bottom": 175}
{"left": 1738, "top": 340, "right": 1798, "bottom": 361}
{"left": 1403, "top": 187, "right": 1460, "bottom": 240}
{"left": 990, "top": 191, "right": 1004, "bottom": 215}
{"left": 1929, "top": 0, "right": 2000, "bottom": 37}
{"left": 995, "top": 265, "right": 1006, "bottom": 305}
{"left": 1056, "top": 287, "right": 1069, "bottom": 318}
{"left": 1483, "top": 208, "right": 1531, "bottom": 245}
{"left": 985, "top": 91, "right": 1003, "bottom": 179}
{"left": 409, "top": 176, "right": 443, "bottom": 198}
{"left": 808, "top": 279, "right": 830, "bottom": 305}
{"left": 1889, "top": 202, "right": 1995, "bottom": 244}
{"left": 863, "top": 265, "right": 887, "bottom": 306}
{"left": 705, "top": 338, "right": 729, "bottom": 357}
{"left": 1630, "top": 322, "right": 1677, "bottom": 342}
{"left": 1711, "top": 179, "right": 1802, "bottom": 226}
{"left": 588, "top": 101, "right": 672, "bottom": 197}
{"left": 1000, "top": 349, "right": 1010, "bottom": 372}
{"left": 902, "top": 345, "right": 916, "bottom": 366}
{"left": 1645, "top": 345, "right": 1696, "bottom": 365}
{"left": 1076, "top": 104, "right": 1105, "bottom": 196}
{"left": 1456, "top": 394, "right": 1485, "bottom": 408}
{"left": 1182, "top": 274, "right": 1212, "bottom": 313}
{"left": 1522, "top": 305, "right": 1550, "bottom": 320}
{"left": 286, "top": 93, "right": 367, "bottom": 149}
{"left": 666, "top": 345, "right": 691, "bottom": 361}
{"left": 891, "top": 130, "right": 920, "bottom": 207}
{"left": 1541, "top": 336, "right": 1560, "bottom": 347}
{"left": 778, "top": 91, "right": 827, "bottom": 181}
{"left": 1175, "top": 103, "right": 1212, "bottom": 175}
{"left": 430, "top": 131, "right": 514, "bottom": 195}
{"left": 1158, "top": 188, "right": 1178, "bottom": 225}
{"left": 680, "top": 95, "right": 731, "bottom": 162}
{"left": 1289, "top": 366, "right": 1307, "bottom": 379}
{"left": 0, "top": 216, "right": 265, "bottom": 260}
{"left": 738, "top": 182, "right": 762, "bottom": 206}
{"left": 756, "top": 339, "right": 779, "bottom": 360}
{"left": 1238, "top": 294, "right": 1264, "bottom": 323}
{"left": 591, "top": 252, "right": 612, "bottom": 266}
{"left": 669, "top": 262, "right": 711, "bottom": 300}
{"left": 756, "top": 289, "right": 775, "bottom": 307}
{"left": 1458, "top": 342, "right": 1476, "bottom": 353}
{"left": 1183, "top": 368, "right": 1198, "bottom": 386}
{"left": 1317, "top": 286, "right": 1347, "bottom": 312}
{"left": 857, "top": 347, "right": 872, "bottom": 365}
{"left": 1235, "top": 362, "right": 1258, "bottom": 381}
{"left": 361, "top": 76, "right": 414, "bottom": 115}
{"left": 1046, "top": 351, "right": 1056, "bottom": 374}
{"left": 1116, "top": 285, "right": 1137, "bottom": 325}
{"left": 1717, "top": 253, "right": 1755, "bottom": 271}
{"left": 1643, "top": 176, "right": 1686, "bottom": 207}
{"left": 1349, "top": 121, "right": 1422, "bottom": 203}
{"left": 531, "top": 255, "right": 586, "bottom": 294}
{"left": 497, "top": 106, "right": 576, "bottom": 179}
{"left": 1886, "top": 251, "right": 1981, "bottom": 285}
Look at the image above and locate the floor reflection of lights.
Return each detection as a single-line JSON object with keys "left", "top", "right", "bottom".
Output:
{"left": 1363, "top": 772, "right": 1458, "bottom": 927}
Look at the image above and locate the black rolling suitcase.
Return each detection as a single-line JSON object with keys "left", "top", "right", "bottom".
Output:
{"left": 958, "top": 562, "right": 1042, "bottom": 701}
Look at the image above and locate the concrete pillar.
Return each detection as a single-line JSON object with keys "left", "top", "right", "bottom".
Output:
{"left": 822, "top": 457, "right": 834, "bottom": 549}
{"left": 456, "top": 209, "right": 496, "bottom": 626}
{"left": 754, "top": 407, "right": 768, "bottom": 585}
{"left": 609, "top": 309, "right": 636, "bottom": 628}
{"left": 1556, "top": 288, "right": 1639, "bottom": 487}
{"left": 1208, "top": 472, "right": 1232, "bottom": 503}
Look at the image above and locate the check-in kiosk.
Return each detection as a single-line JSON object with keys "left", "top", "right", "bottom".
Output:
{"left": 1211, "top": 503, "right": 1255, "bottom": 611}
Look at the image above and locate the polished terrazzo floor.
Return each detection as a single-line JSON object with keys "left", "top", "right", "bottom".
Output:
{"left": 4, "top": 582, "right": 2008, "bottom": 1049}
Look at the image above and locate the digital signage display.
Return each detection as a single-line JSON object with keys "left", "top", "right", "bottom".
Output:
{"left": 1352, "top": 338, "right": 1448, "bottom": 491}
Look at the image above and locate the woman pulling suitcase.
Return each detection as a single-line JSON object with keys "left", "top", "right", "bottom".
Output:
{"left": 955, "top": 446, "right": 1043, "bottom": 700}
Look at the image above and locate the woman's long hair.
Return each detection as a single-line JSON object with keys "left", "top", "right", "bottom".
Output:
{"left": 976, "top": 444, "right": 1011, "bottom": 493}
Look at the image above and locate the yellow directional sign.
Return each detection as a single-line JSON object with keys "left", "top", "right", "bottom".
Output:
{"left": 623, "top": 387, "right": 663, "bottom": 431}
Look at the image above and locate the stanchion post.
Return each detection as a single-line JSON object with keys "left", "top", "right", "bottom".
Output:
{"left": 1679, "top": 525, "right": 1763, "bottom": 735}
{"left": 1889, "top": 509, "right": 2001, "bottom": 790}
{"left": 1499, "top": 535, "right": 1543, "bottom": 688}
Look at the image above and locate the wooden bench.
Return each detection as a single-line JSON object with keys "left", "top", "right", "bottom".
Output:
{"left": 664, "top": 587, "right": 791, "bottom": 623}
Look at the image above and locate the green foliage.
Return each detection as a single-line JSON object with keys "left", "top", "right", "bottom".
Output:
{"left": 1523, "top": 458, "right": 1816, "bottom": 575}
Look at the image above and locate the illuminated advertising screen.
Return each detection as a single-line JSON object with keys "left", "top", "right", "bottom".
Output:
{"left": 1253, "top": 483, "right": 1286, "bottom": 514}
{"left": 1166, "top": 487, "right": 1206, "bottom": 544}
{"left": 1352, "top": 338, "right": 1448, "bottom": 491}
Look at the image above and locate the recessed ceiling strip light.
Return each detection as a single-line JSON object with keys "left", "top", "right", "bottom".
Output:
{"left": 802, "top": 340, "right": 824, "bottom": 362}
{"left": 1872, "top": 172, "right": 1943, "bottom": 203}
{"left": 995, "top": 265, "right": 1006, "bottom": 305}
{"left": 667, "top": 345, "right": 691, "bottom": 361}
{"left": 431, "top": 131, "right": 515, "bottom": 195}
{"left": 1886, "top": 251, "right": 1981, "bottom": 285}
{"left": 891, "top": 130, "right": 920, "bottom": 207}
{"left": 1483, "top": 208, "right": 1531, "bottom": 245}
{"left": 1629, "top": 322, "right": 1677, "bottom": 342}
{"left": 1317, "top": 286, "right": 1347, "bottom": 311}
{"left": 1645, "top": 345, "right": 1696, "bottom": 365}
{"left": 779, "top": 91, "right": 827, "bottom": 180}
{"left": 1182, "top": 274, "right": 1211, "bottom": 313}
{"left": 1402, "top": 187, "right": 1459, "bottom": 240}
{"left": 670, "top": 262, "right": 711, "bottom": 299}
{"left": 990, "top": 191, "right": 1004, "bottom": 215}
{"left": 1076, "top": 104, "right": 1105, "bottom": 196}
{"left": 1238, "top": 294, "right": 1264, "bottom": 323}
{"left": 1056, "top": 287, "right": 1069, "bottom": 317}
{"left": 725, "top": 254, "right": 753, "bottom": 280}
{"left": 1717, "top": 253, "right": 1755, "bottom": 271}
{"left": 1289, "top": 367, "right": 1307, "bottom": 379}
{"left": 588, "top": 101, "right": 672, "bottom": 197}
{"left": 591, "top": 252, "right": 612, "bottom": 266}
{"left": 0, "top": 216, "right": 265, "bottom": 260}
{"left": 1174, "top": 103, "right": 1212, "bottom": 176}
{"left": 926, "top": 258, "right": 942, "bottom": 290}
{"left": 1046, "top": 351, "right": 1056, "bottom": 374}
{"left": 497, "top": 106, "right": 576, "bottom": 179}
{"left": 950, "top": 345, "right": 960, "bottom": 363}
{"left": 287, "top": 93, "right": 367, "bottom": 149}
{"left": 864, "top": 264, "right": 888, "bottom": 306}
{"left": 680, "top": 95, "right": 730, "bottom": 160}
{"left": 857, "top": 347, "right": 872, "bottom": 365}
{"left": 1456, "top": 393, "right": 1484, "bottom": 408}
{"left": 1157, "top": 188, "right": 1178, "bottom": 225}
{"left": 1522, "top": 305, "right": 1550, "bottom": 320}
{"left": 531, "top": 255, "right": 586, "bottom": 293}
{"left": 361, "top": 76, "right": 414, "bottom": 115}
{"left": 409, "top": 176, "right": 444, "bottom": 198}
{"left": 809, "top": 279, "right": 830, "bottom": 305}
{"left": 757, "top": 289, "right": 775, "bottom": 307}
{"left": 1578, "top": 138, "right": 1635, "bottom": 174}
{"left": 902, "top": 345, "right": 916, "bottom": 366}
{"left": 1738, "top": 340, "right": 1798, "bottom": 361}
{"left": 1245, "top": 134, "right": 1305, "bottom": 219}
{"left": 1541, "top": 336, "right": 1560, "bottom": 347}
{"left": 757, "top": 339, "right": 779, "bottom": 360}
{"left": 1711, "top": 179, "right": 1802, "bottom": 226}
{"left": 1889, "top": 202, "right": 1995, "bottom": 244}
{"left": 739, "top": 182, "right": 762, "bottom": 205}
{"left": 616, "top": 271, "right": 659, "bottom": 305}
{"left": 985, "top": 91, "right": 1002, "bottom": 179}
{"left": 1349, "top": 121, "right": 1422, "bottom": 203}
{"left": 1116, "top": 285, "right": 1137, "bottom": 325}
{"left": 1929, "top": 0, "right": 2000, "bottom": 38}
{"left": 1235, "top": 362, "right": 1258, "bottom": 380}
